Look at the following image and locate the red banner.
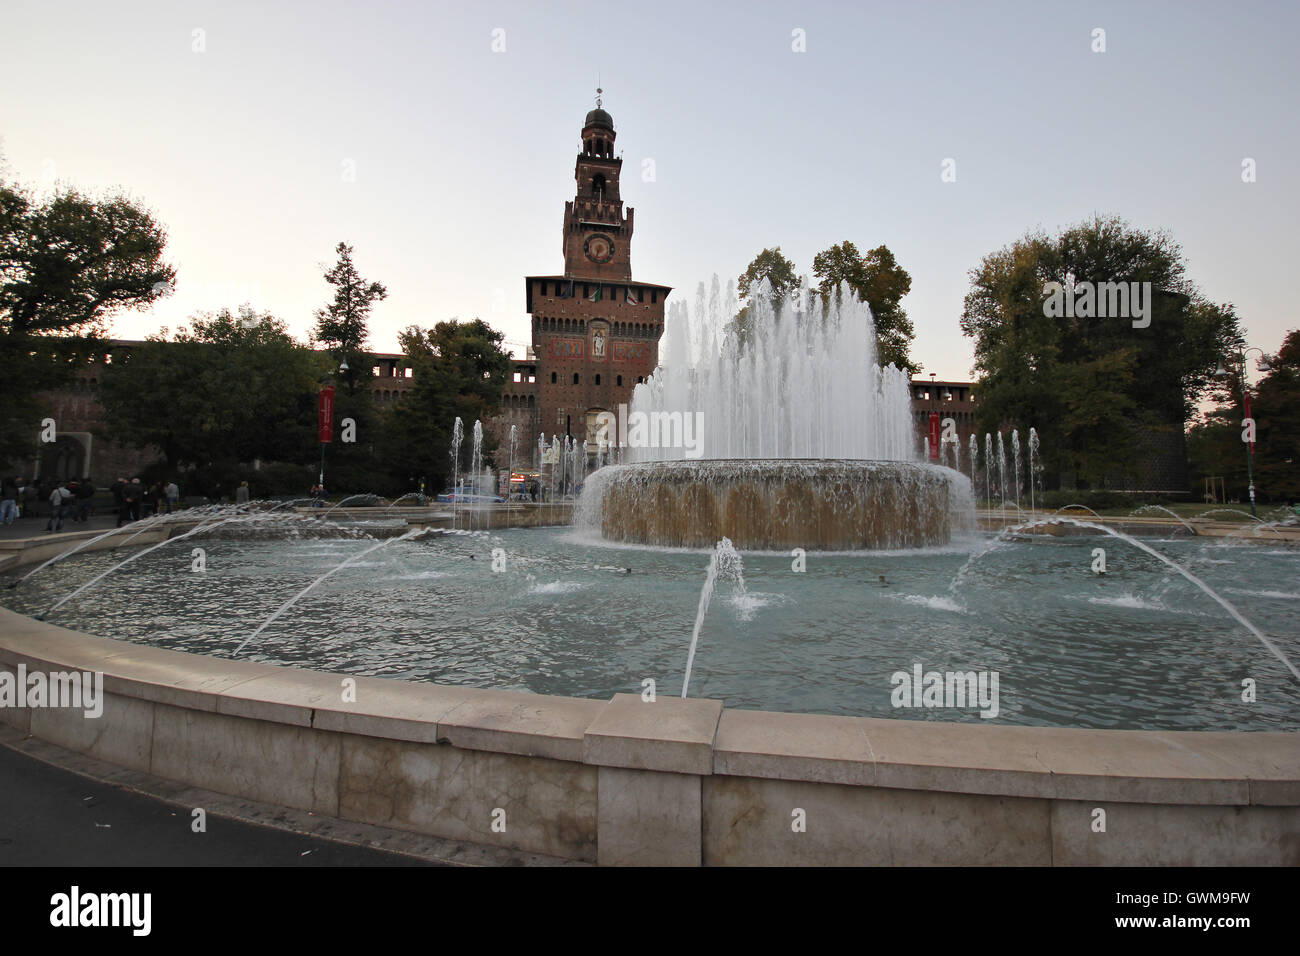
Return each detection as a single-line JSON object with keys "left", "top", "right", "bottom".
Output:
{"left": 318, "top": 386, "right": 335, "bottom": 443}
{"left": 928, "top": 413, "right": 940, "bottom": 460}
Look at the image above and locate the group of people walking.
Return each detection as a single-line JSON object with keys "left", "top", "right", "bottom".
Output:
{"left": 0, "top": 476, "right": 183, "bottom": 533}
{"left": 107, "top": 478, "right": 181, "bottom": 528}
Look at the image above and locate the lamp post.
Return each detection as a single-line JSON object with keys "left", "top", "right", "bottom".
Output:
{"left": 318, "top": 358, "right": 349, "bottom": 495}
{"left": 1214, "top": 347, "right": 1270, "bottom": 518}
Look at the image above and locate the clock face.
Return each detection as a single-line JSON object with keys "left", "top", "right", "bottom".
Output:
{"left": 584, "top": 234, "right": 614, "bottom": 264}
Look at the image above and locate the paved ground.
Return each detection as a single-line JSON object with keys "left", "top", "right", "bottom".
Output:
{"left": 0, "top": 742, "right": 432, "bottom": 866}
{"left": 0, "top": 514, "right": 146, "bottom": 541}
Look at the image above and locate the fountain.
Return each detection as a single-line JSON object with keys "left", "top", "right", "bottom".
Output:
{"left": 578, "top": 280, "right": 970, "bottom": 550}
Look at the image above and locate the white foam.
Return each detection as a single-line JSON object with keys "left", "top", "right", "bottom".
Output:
{"left": 529, "top": 581, "right": 587, "bottom": 595}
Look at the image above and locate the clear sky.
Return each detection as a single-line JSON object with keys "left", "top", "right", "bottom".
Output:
{"left": 3, "top": 0, "right": 1296, "bottom": 381}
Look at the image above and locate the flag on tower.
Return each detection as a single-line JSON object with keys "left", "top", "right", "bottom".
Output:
{"left": 559, "top": 280, "right": 574, "bottom": 298}
{"left": 589, "top": 284, "right": 602, "bottom": 302}
{"left": 626, "top": 287, "right": 638, "bottom": 305}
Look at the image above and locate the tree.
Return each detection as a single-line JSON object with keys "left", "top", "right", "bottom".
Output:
{"left": 0, "top": 177, "right": 174, "bottom": 463}
{"left": 812, "top": 241, "right": 918, "bottom": 371}
{"left": 960, "top": 215, "right": 1243, "bottom": 489}
{"left": 737, "top": 247, "right": 799, "bottom": 305}
{"left": 383, "top": 319, "right": 512, "bottom": 491}
{"left": 1253, "top": 330, "right": 1300, "bottom": 501}
{"left": 732, "top": 247, "right": 799, "bottom": 346}
{"left": 313, "top": 241, "right": 386, "bottom": 395}
{"left": 312, "top": 242, "right": 387, "bottom": 490}
{"left": 97, "top": 306, "right": 321, "bottom": 483}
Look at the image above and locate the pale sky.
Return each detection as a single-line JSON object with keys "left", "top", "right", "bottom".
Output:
{"left": 3, "top": 0, "right": 1296, "bottom": 381}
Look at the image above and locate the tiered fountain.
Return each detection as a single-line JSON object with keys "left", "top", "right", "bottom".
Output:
{"left": 579, "top": 279, "right": 972, "bottom": 549}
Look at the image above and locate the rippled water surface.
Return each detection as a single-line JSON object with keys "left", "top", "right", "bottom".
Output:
{"left": 4, "top": 524, "right": 1298, "bottom": 731}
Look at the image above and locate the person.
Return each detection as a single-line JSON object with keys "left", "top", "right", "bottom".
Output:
{"left": 122, "top": 478, "right": 143, "bottom": 524}
{"left": 236, "top": 480, "right": 250, "bottom": 505}
{"left": 143, "top": 481, "right": 161, "bottom": 517}
{"left": 111, "top": 477, "right": 125, "bottom": 523}
{"left": 75, "top": 477, "right": 95, "bottom": 523}
{"left": 45, "top": 481, "right": 72, "bottom": 533}
{"left": 1, "top": 477, "right": 17, "bottom": 525}
{"left": 165, "top": 479, "right": 179, "bottom": 513}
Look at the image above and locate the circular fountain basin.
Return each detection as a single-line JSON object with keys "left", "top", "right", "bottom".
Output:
{"left": 584, "top": 459, "right": 959, "bottom": 550}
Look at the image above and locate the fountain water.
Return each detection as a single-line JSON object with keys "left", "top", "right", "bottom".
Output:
{"left": 450, "top": 417, "right": 464, "bottom": 529}
{"left": 1028, "top": 428, "right": 1040, "bottom": 519}
{"left": 579, "top": 280, "right": 969, "bottom": 549}
{"left": 682, "top": 538, "right": 746, "bottom": 698}
{"left": 233, "top": 528, "right": 424, "bottom": 656}
{"left": 1011, "top": 429, "right": 1022, "bottom": 515}
{"left": 984, "top": 433, "right": 993, "bottom": 514}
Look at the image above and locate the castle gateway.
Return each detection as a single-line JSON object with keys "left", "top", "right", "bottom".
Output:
{"left": 493, "top": 98, "right": 671, "bottom": 452}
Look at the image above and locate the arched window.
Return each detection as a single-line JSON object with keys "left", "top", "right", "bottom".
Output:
{"left": 592, "top": 174, "right": 606, "bottom": 200}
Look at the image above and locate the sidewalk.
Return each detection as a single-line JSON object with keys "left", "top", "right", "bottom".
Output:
{"left": 0, "top": 737, "right": 433, "bottom": 866}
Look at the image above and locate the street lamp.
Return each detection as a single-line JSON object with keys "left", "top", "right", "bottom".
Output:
{"left": 1213, "top": 346, "right": 1270, "bottom": 517}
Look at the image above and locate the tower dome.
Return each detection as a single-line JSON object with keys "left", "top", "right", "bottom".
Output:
{"left": 584, "top": 107, "right": 614, "bottom": 130}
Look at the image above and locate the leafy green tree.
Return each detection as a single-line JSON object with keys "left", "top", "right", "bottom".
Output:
{"left": 313, "top": 241, "right": 385, "bottom": 392}
{"left": 312, "top": 242, "right": 387, "bottom": 490}
{"left": 732, "top": 247, "right": 799, "bottom": 346}
{"left": 812, "top": 241, "right": 918, "bottom": 371}
{"left": 737, "top": 247, "right": 799, "bottom": 305}
{"left": 0, "top": 177, "right": 174, "bottom": 463}
{"left": 97, "top": 306, "right": 320, "bottom": 479}
{"left": 383, "top": 319, "right": 512, "bottom": 491}
{"left": 1253, "top": 330, "right": 1300, "bottom": 501}
{"left": 960, "top": 215, "right": 1243, "bottom": 489}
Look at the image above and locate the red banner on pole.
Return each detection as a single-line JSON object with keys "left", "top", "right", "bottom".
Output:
{"left": 318, "top": 386, "right": 335, "bottom": 443}
{"left": 928, "top": 413, "right": 940, "bottom": 460}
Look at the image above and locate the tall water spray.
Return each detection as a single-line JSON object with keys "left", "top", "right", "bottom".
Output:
{"left": 451, "top": 417, "right": 464, "bottom": 528}
{"left": 626, "top": 279, "right": 915, "bottom": 462}
{"left": 1011, "top": 429, "right": 1022, "bottom": 514}
{"left": 984, "top": 433, "right": 993, "bottom": 513}
{"left": 1028, "top": 427, "right": 1040, "bottom": 518}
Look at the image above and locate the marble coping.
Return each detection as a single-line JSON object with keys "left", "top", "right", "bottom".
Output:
{"left": 0, "top": 606, "right": 1296, "bottom": 805}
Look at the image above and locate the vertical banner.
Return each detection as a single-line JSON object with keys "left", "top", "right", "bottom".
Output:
{"left": 929, "top": 413, "right": 940, "bottom": 461}
{"left": 318, "top": 386, "right": 335, "bottom": 443}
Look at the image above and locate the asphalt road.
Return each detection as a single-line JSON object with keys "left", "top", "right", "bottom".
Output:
{"left": 0, "top": 744, "right": 431, "bottom": 866}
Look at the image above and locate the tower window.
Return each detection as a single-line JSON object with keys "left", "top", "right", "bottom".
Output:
{"left": 573, "top": 373, "right": 580, "bottom": 384}
{"left": 592, "top": 174, "right": 606, "bottom": 200}
{"left": 595, "top": 374, "right": 601, "bottom": 385}
{"left": 617, "top": 375, "right": 623, "bottom": 387}
{"left": 551, "top": 372, "right": 557, "bottom": 384}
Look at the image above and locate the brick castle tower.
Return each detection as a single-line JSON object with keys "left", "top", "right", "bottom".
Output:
{"left": 519, "top": 93, "right": 672, "bottom": 446}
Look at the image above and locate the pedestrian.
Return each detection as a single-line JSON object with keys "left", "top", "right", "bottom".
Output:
{"left": 236, "top": 480, "right": 250, "bottom": 505}
{"left": 1, "top": 476, "right": 17, "bottom": 525}
{"left": 123, "top": 478, "right": 143, "bottom": 524}
{"left": 45, "top": 480, "right": 73, "bottom": 532}
{"left": 75, "top": 477, "right": 95, "bottom": 522}
{"left": 165, "top": 479, "right": 179, "bottom": 513}
{"left": 143, "top": 482, "right": 159, "bottom": 517}
{"left": 111, "top": 477, "right": 125, "bottom": 525}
